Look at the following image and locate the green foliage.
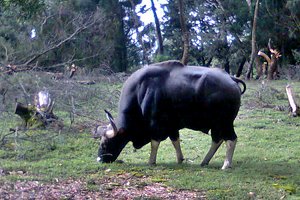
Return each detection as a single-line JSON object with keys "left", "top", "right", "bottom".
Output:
{"left": 292, "top": 50, "right": 300, "bottom": 64}
{"left": 0, "top": 0, "right": 45, "bottom": 17}
{"left": 151, "top": 54, "right": 173, "bottom": 63}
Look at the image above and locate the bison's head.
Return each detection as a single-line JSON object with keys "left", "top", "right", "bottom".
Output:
{"left": 93, "top": 110, "right": 129, "bottom": 163}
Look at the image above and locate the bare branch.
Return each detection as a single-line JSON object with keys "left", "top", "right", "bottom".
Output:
{"left": 258, "top": 51, "right": 271, "bottom": 66}
{"left": 18, "top": 81, "right": 31, "bottom": 104}
{"left": 40, "top": 14, "right": 56, "bottom": 33}
{"left": 22, "top": 13, "right": 101, "bottom": 67}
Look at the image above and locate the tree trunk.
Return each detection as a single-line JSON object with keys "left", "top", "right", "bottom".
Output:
{"left": 15, "top": 102, "right": 32, "bottom": 125}
{"left": 178, "top": 0, "right": 189, "bottom": 65}
{"left": 150, "top": 0, "right": 164, "bottom": 55}
{"left": 114, "top": 7, "right": 128, "bottom": 72}
{"left": 268, "top": 59, "right": 278, "bottom": 80}
{"left": 286, "top": 85, "right": 300, "bottom": 117}
{"left": 246, "top": 0, "right": 259, "bottom": 80}
{"left": 205, "top": 57, "right": 213, "bottom": 67}
{"left": 224, "top": 60, "right": 230, "bottom": 74}
{"left": 267, "top": 39, "right": 281, "bottom": 80}
{"left": 102, "top": 0, "right": 128, "bottom": 72}
{"left": 236, "top": 57, "right": 246, "bottom": 77}
{"left": 216, "top": 0, "right": 231, "bottom": 73}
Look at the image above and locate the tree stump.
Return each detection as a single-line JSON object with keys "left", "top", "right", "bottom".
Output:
{"left": 14, "top": 91, "right": 60, "bottom": 128}
{"left": 286, "top": 85, "right": 300, "bottom": 117}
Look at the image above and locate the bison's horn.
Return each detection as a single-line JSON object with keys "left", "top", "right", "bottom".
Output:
{"left": 104, "top": 110, "right": 118, "bottom": 135}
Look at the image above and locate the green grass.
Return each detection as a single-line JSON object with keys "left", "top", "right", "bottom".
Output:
{"left": 1, "top": 80, "right": 300, "bottom": 199}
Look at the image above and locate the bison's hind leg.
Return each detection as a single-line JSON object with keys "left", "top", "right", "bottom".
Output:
{"left": 221, "top": 139, "right": 237, "bottom": 170}
{"left": 200, "top": 139, "right": 223, "bottom": 167}
{"left": 201, "top": 125, "right": 238, "bottom": 170}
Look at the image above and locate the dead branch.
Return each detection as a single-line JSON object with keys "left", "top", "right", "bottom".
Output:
{"left": 258, "top": 51, "right": 271, "bottom": 65}
{"left": 17, "top": 13, "right": 101, "bottom": 70}
{"left": 286, "top": 84, "right": 300, "bottom": 117}
{"left": 40, "top": 14, "right": 56, "bottom": 33}
{"left": 257, "top": 39, "right": 281, "bottom": 80}
{"left": 69, "top": 64, "right": 78, "bottom": 78}
{"left": 77, "top": 80, "right": 96, "bottom": 85}
{"left": 25, "top": 27, "right": 87, "bottom": 66}
{"left": 18, "top": 80, "right": 31, "bottom": 104}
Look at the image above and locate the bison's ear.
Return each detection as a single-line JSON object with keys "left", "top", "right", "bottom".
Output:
{"left": 104, "top": 110, "right": 117, "bottom": 134}
{"left": 92, "top": 125, "right": 106, "bottom": 139}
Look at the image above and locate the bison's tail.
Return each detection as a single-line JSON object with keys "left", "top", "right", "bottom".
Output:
{"left": 231, "top": 77, "right": 246, "bottom": 94}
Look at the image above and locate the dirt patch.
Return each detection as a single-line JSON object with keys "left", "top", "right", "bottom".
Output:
{"left": 0, "top": 173, "right": 206, "bottom": 199}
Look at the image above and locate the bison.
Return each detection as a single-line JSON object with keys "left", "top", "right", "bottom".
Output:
{"left": 93, "top": 61, "right": 246, "bottom": 169}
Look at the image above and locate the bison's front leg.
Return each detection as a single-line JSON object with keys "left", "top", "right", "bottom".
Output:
{"left": 149, "top": 140, "right": 160, "bottom": 165}
{"left": 201, "top": 140, "right": 223, "bottom": 167}
{"left": 221, "top": 139, "right": 237, "bottom": 170}
{"left": 171, "top": 138, "right": 184, "bottom": 164}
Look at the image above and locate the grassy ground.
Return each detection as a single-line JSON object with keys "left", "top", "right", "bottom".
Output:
{"left": 0, "top": 78, "right": 299, "bottom": 199}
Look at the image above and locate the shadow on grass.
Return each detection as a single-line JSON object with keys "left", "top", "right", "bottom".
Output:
{"left": 111, "top": 156, "right": 299, "bottom": 189}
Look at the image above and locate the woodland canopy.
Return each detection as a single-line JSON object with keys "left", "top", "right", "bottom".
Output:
{"left": 0, "top": 0, "right": 299, "bottom": 78}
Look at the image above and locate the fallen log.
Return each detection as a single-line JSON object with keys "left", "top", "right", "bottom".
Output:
{"left": 285, "top": 84, "right": 300, "bottom": 117}
{"left": 77, "top": 80, "right": 96, "bottom": 85}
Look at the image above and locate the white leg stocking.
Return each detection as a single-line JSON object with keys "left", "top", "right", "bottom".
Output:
{"left": 221, "top": 139, "right": 237, "bottom": 170}
{"left": 149, "top": 140, "right": 160, "bottom": 165}
{"left": 171, "top": 138, "right": 184, "bottom": 164}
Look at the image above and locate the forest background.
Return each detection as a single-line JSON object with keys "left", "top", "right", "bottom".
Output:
{"left": 0, "top": 0, "right": 300, "bottom": 78}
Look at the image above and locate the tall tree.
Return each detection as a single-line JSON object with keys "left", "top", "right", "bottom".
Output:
{"left": 178, "top": 0, "right": 189, "bottom": 65}
{"left": 246, "top": 0, "right": 259, "bottom": 79}
{"left": 150, "top": 0, "right": 164, "bottom": 55}
{"left": 98, "top": 0, "right": 128, "bottom": 72}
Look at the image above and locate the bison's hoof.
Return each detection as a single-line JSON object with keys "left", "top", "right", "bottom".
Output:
{"left": 96, "top": 157, "right": 101, "bottom": 162}
{"left": 221, "top": 166, "right": 232, "bottom": 170}
{"left": 221, "top": 162, "right": 232, "bottom": 170}
{"left": 200, "top": 162, "right": 208, "bottom": 167}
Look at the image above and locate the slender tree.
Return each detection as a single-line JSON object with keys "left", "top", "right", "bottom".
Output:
{"left": 246, "top": 0, "right": 259, "bottom": 79}
{"left": 178, "top": 0, "right": 189, "bottom": 65}
{"left": 98, "top": 0, "right": 128, "bottom": 72}
{"left": 150, "top": 0, "right": 164, "bottom": 55}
